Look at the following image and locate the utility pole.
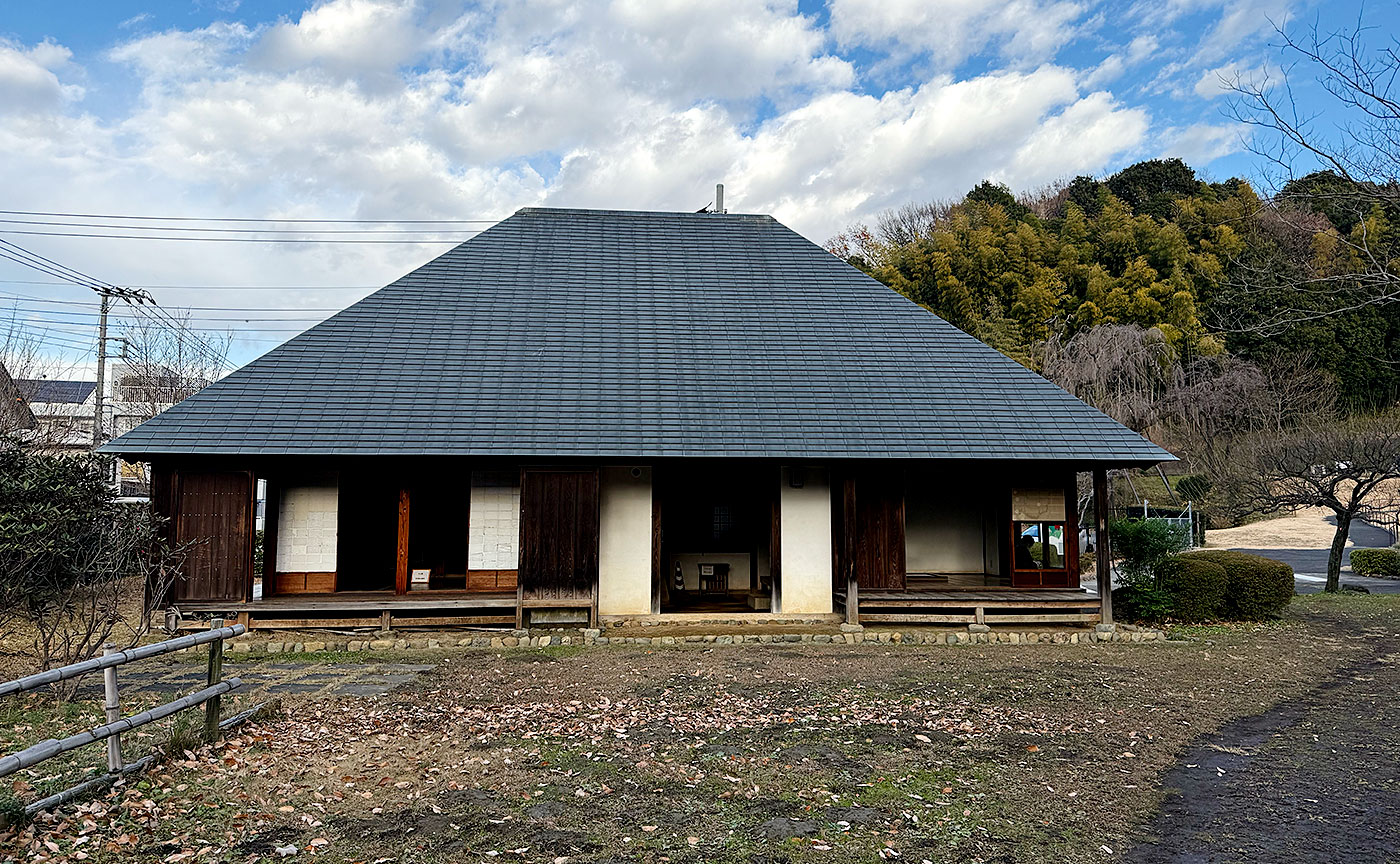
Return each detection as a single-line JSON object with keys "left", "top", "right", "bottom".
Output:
{"left": 90, "top": 285, "right": 151, "bottom": 449}
{"left": 93, "top": 291, "right": 110, "bottom": 448}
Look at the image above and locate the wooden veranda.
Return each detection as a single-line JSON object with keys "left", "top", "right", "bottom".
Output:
{"left": 836, "top": 580, "right": 1102, "bottom": 626}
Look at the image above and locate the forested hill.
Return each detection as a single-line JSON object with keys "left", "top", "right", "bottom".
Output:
{"left": 827, "top": 159, "right": 1400, "bottom": 411}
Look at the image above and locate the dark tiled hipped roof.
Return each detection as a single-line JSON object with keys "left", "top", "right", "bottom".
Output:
{"left": 102, "top": 207, "right": 1171, "bottom": 464}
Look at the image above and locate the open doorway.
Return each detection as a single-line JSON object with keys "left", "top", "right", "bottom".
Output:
{"left": 656, "top": 465, "right": 775, "bottom": 613}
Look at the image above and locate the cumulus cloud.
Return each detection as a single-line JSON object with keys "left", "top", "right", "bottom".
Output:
{"left": 1159, "top": 121, "right": 1244, "bottom": 164}
{"left": 0, "top": 39, "right": 81, "bottom": 114}
{"left": 0, "top": 0, "right": 1276, "bottom": 366}
{"left": 829, "top": 0, "right": 1089, "bottom": 68}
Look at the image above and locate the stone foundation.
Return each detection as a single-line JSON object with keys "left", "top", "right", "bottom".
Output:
{"left": 222, "top": 622, "right": 1166, "bottom": 654}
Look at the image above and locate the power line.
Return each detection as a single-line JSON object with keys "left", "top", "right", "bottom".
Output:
{"left": 0, "top": 208, "right": 499, "bottom": 224}
{"left": 0, "top": 228, "right": 476, "bottom": 244}
{"left": 0, "top": 247, "right": 103, "bottom": 290}
{"left": 0, "top": 277, "right": 379, "bottom": 291}
{"left": 14, "top": 309, "right": 327, "bottom": 328}
{"left": 0, "top": 291, "right": 343, "bottom": 313}
{"left": 1, "top": 296, "right": 335, "bottom": 321}
{"left": 0, "top": 238, "right": 232, "bottom": 372}
{"left": 0, "top": 217, "right": 485, "bottom": 235}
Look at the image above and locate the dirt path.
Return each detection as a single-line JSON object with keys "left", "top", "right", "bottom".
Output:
{"left": 1126, "top": 621, "right": 1399, "bottom": 863}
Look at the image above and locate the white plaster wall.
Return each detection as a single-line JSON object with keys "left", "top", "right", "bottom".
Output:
{"left": 670, "top": 553, "right": 751, "bottom": 592}
{"left": 276, "top": 483, "right": 338, "bottom": 572}
{"left": 905, "top": 488, "right": 985, "bottom": 573}
{"left": 469, "top": 475, "right": 521, "bottom": 570}
{"left": 779, "top": 466, "right": 832, "bottom": 614}
{"left": 598, "top": 467, "right": 652, "bottom": 616}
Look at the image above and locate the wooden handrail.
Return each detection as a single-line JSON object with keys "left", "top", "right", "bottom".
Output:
{"left": 0, "top": 679, "right": 243, "bottom": 778}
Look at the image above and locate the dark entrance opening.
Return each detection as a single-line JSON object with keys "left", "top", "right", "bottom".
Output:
{"left": 656, "top": 464, "right": 774, "bottom": 614}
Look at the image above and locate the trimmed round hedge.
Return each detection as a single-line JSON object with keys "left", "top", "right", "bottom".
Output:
{"left": 1181, "top": 550, "right": 1294, "bottom": 620}
{"left": 1350, "top": 548, "right": 1400, "bottom": 579}
{"left": 1155, "top": 555, "right": 1228, "bottom": 622}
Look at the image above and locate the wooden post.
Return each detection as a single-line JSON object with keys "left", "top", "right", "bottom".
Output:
{"left": 260, "top": 477, "right": 279, "bottom": 599}
{"left": 846, "top": 572, "right": 859, "bottom": 625}
{"left": 101, "top": 644, "right": 122, "bottom": 772}
{"left": 204, "top": 618, "right": 225, "bottom": 743}
{"left": 1093, "top": 468, "right": 1113, "bottom": 625}
{"left": 379, "top": 609, "right": 392, "bottom": 633}
{"left": 395, "top": 487, "right": 411, "bottom": 595}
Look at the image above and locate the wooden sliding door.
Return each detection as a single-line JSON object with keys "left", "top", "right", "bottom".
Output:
{"left": 519, "top": 469, "right": 599, "bottom": 602}
{"left": 836, "top": 470, "right": 906, "bottom": 591}
{"left": 163, "top": 469, "right": 255, "bottom": 603}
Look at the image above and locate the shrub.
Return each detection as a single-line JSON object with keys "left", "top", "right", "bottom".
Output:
{"left": 1110, "top": 518, "right": 1191, "bottom": 583}
{"left": 1183, "top": 550, "right": 1294, "bottom": 620}
{"left": 1155, "top": 556, "right": 1228, "bottom": 622}
{"left": 1112, "top": 583, "right": 1173, "bottom": 623}
{"left": 1175, "top": 474, "right": 1212, "bottom": 501}
{"left": 1350, "top": 548, "right": 1400, "bottom": 579}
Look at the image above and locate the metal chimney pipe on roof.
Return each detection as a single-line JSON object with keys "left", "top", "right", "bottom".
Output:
{"left": 715, "top": 183, "right": 725, "bottom": 214}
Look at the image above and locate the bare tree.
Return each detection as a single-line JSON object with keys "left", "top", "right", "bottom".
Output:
{"left": 110, "top": 314, "right": 229, "bottom": 493}
{"left": 1225, "top": 13, "right": 1400, "bottom": 326}
{"left": 1039, "top": 324, "right": 1182, "bottom": 433}
{"left": 22, "top": 509, "right": 182, "bottom": 696}
{"left": 1225, "top": 412, "right": 1400, "bottom": 592}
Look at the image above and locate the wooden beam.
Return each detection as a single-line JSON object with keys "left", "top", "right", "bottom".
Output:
{"left": 1092, "top": 468, "right": 1113, "bottom": 625}
{"left": 395, "top": 486, "right": 411, "bottom": 595}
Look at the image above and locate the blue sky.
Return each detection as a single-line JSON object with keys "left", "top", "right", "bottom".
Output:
{"left": 0, "top": 0, "right": 1391, "bottom": 371}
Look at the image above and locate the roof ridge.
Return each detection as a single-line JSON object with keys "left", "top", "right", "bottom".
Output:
{"left": 514, "top": 206, "right": 774, "bottom": 220}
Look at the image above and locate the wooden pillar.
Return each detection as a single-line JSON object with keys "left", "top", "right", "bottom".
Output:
{"left": 1092, "top": 468, "right": 1113, "bottom": 625}
{"left": 260, "top": 477, "right": 279, "bottom": 600}
{"left": 395, "top": 486, "right": 411, "bottom": 595}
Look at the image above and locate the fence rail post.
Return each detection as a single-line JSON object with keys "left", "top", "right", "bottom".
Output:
{"left": 101, "top": 644, "right": 122, "bottom": 772}
{"left": 204, "top": 618, "right": 225, "bottom": 743}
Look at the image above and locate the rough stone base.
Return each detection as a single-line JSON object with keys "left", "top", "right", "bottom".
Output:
{"left": 218, "top": 622, "right": 1166, "bottom": 654}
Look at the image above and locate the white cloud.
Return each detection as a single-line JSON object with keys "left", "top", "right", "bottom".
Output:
{"left": 253, "top": 0, "right": 427, "bottom": 78}
{"left": 0, "top": 0, "right": 1253, "bottom": 368}
{"left": 1083, "top": 34, "right": 1159, "bottom": 88}
{"left": 1160, "top": 121, "right": 1244, "bottom": 163}
{"left": 829, "top": 0, "right": 1089, "bottom": 68}
{"left": 0, "top": 39, "right": 81, "bottom": 114}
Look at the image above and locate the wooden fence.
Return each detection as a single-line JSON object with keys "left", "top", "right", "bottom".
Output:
{"left": 0, "top": 619, "right": 253, "bottom": 818}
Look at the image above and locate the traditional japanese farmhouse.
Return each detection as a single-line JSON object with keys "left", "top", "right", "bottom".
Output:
{"left": 101, "top": 205, "right": 1171, "bottom": 630}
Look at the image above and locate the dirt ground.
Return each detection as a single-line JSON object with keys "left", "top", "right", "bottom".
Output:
{"left": 1205, "top": 507, "right": 1349, "bottom": 550}
{"left": 3, "top": 595, "right": 1397, "bottom": 864}
{"left": 1126, "top": 599, "right": 1399, "bottom": 864}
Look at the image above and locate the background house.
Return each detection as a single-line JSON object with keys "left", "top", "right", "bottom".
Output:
{"left": 14, "top": 378, "right": 97, "bottom": 454}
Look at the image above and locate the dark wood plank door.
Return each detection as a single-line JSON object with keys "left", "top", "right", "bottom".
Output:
{"left": 852, "top": 473, "right": 906, "bottom": 590}
{"left": 519, "top": 469, "right": 599, "bottom": 600}
{"left": 172, "top": 470, "right": 254, "bottom": 603}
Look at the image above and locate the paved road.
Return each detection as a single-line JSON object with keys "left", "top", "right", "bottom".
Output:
{"left": 1230, "top": 517, "right": 1400, "bottom": 594}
